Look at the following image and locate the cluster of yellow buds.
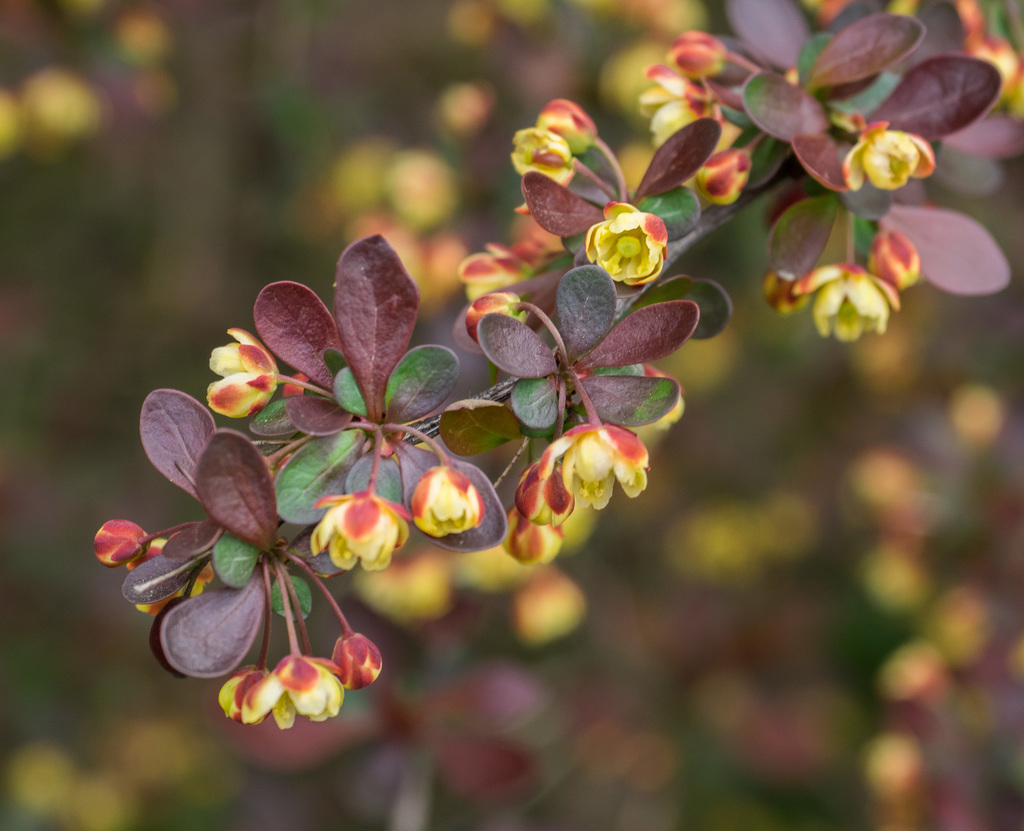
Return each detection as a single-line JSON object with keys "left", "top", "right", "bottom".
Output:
{"left": 511, "top": 99, "right": 598, "bottom": 184}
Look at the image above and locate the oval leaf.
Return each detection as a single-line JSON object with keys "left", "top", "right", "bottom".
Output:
{"left": 688, "top": 279, "right": 734, "bottom": 340}
{"left": 285, "top": 396, "right": 353, "bottom": 436}
{"left": 726, "top": 0, "right": 810, "bottom": 69}
{"left": 792, "top": 133, "right": 849, "bottom": 191}
{"left": 768, "top": 194, "right": 840, "bottom": 280}
{"left": 634, "top": 118, "right": 722, "bottom": 202}
{"left": 869, "top": 55, "right": 1001, "bottom": 139}
{"left": 807, "top": 13, "right": 923, "bottom": 91}
{"left": 253, "top": 281, "right": 341, "bottom": 388}
{"left": 159, "top": 578, "right": 264, "bottom": 678}
{"left": 511, "top": 377, "right": 560, "bottom": 432}
{"left": 385, "top": 345, "right": 460, "bottom": 423}
{"left": 637, "top": 186, "right": 701, "bottom": 239}
{"left": 520, "top": 172, "right": 605, "bottom": 237}
{"left": 212, "top": 533, "right": 261, "bottom": 589}
{"left": 439, "top": 400, "right": 522, "bottom": 456}
{"left": 881, "top": 204, "right": 1010, "bottom": 296}
{"left": 275, "top": 430, "right": 363, "bottom": 524}
{"left": 578, "top": 301, "right": 700, "bottom": 369}
{"left": 249, "top": 399, "right": 297, "bottom": 437}
{"left": 122, "top": 555, "right": 203, "bottom": 605}
{"left": 581, "top": 375, "right": 680, "bottom": 426}
{"left": 334, "top": 235, "right": 420, "bottom": 421}
{"left": 556, "top": 266, "right": 617, "bottom": 361}
{"left": 140, "top": 390, "right": 215, "bottom": 498}
{"left": 333, "top": 368, "right": 369, "bottom": 417}
{"left": 477, "top": 314, "right": 558, "bottom": 379}
{"left": 195, "top": 430, "right": 278, "bottom": 551}
{"left": 162, "top": 520, "right": 222, "bottom": 560}
{"left": 743, "top": 72, "right": 830, "bottom": 142}
{"left": 346, "top": 454, "right": 403, "bottom": 504}
{"left": 944, "top": 116, "right": 1024, "bottom": 160}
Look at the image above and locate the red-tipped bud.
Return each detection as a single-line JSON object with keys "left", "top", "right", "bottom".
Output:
{"left": 458, "top": 244, "right": 531, "bottom": 301}
{"left": 695, "top": 149, "right": 751, "bottom": 205}
{"left": 515, "top": 461, "right": 575, "bottom": 526}
{"left": 218, "top": 666, "right": 269, "bottom": 723}
{"left": 535, "top": 98, "right": 597, "bottom": 153}
{"left": 465, "top": 291, "right": 526, "bottom": 342}
{"left": 94, "top": 519, "right": 148, "bottom": 568}
{"left": 411, "top": 466, "right": 485, "bottom": 537}
{"left": 504, "top": 508, "right": 563, "bottom": 564}
{"left": 869, "top": 230, "right": 920, "bottom": 291}
{"left": 331, "top": 633, "right": 383, "bottom": 689}
{"left": 763, "top": 271, "right": 810, "bottom": 314}
{"left": 668, "top": 31, "right": 727, "bottom": 79}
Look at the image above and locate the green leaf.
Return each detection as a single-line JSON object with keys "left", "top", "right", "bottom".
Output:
{"left": 629, "top": 276, "right": 693, "bottom": 312}
{"left": 797, "top": 32, "right": 831, "bottom": 87}
{"left": 637, "top": 187, "right": 700, "bottom": 240}
{"left": 271, "top": 575, "right": 312, "bottom": 620}
{"left": 439, "top": 400, "right": 522, "bottom": 456}
{"left": 324, "top": 348, "right": 346, "bottom": 376}
{"left": 385, "top": 345, "right": 459, "bottom": 423}
{"left": 590, "top": 364, "right": 644, "bottom": 377}
{"left": 212, "top": 534, "right": 262, "bottom": 589}
{"left": 249, "top": 399, "right": 295, "bottom": 437}
{"left": 333, "top": 368, "right": 368, "bottom": 417}
{"left": 345, "top": 455, "right": 403, "bottom": 503}
{"left": 853, "top": 216, "right": 876, "bottom": 257}
{"left": 768, "top": 194, "right": 840, "bottom": 281}
{"left": 689, "top": 280, "right": 733, "bottom": 340}
{"left": 743, "top": 72, "right": 829, "bottom": 142}
{"left": 580, "top": 375, "right": 680, "bottom": 426}
{"left": 511, "top": 377, "right": 560, "bottom": 432}
{"left": 275, "top": 430, "right": 363, "bottom": 524}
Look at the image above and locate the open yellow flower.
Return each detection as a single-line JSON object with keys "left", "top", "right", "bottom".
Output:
{"left": 311, "top": 492, "right": 410, "bottom": 572}
{"left": 842, "top": 122, "right": 935, "bottom": 191}
{"left": 411, "top": 466, "right": 484, "bottom": 537}
{"left": 539, "top": 424, "right": 649, "bottom": 510}
{"left": 242, "top": 655, "right": 344, "bottom": 729}
{"left": 793, "top": 264, "right": 900, "bottom": 342}
{"left": 639, "top": 64, "right": 714, "bottom": 147}
{"left": 584, "top": 202, "right": 667, "bottom": 286}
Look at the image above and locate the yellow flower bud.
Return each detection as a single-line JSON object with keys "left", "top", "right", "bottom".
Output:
{"left": 511, "top": 127, "right": 574, "bottom": 184}
{"left": 793, "top": 264, "right": 901, "bottom": 342}
{"left": 411, "top": 466, "right": 485, "bottom": 537}
{"left": 311, "top": 492, "right": 411, "bottom": 572}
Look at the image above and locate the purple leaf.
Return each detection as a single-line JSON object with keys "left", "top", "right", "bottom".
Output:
{"left": 914, "top": 1, "right": 965, "bottom": 65}
{"left": 334, "top": 235, "right": 420, "bottom": 421}
{"left": 521, "top": 172, "right": 605, "bottom": 237}
{"left": 577, "top": 300, "right": 700, "bottom": 369}
{"left": 384, "top": 345, "right": 460, "bottom": 424}
{"left": 122, "top": 554, "right": 203, "bottom": 605}
{"left": 943, "top": 116, "right": 1024, "bottom": 160}
{"left": 870, "top": 55, "right": 1001, "bottom": 139}
{"left": 806, "top": 13, "right": 923, "bottom": 91}
{"left": 253, "top": 281, "right": 341, "bottom": 389}
{"left": 432, "top": 735, "right": 537, "bottom": 802}
{"left": 556, "top": 265, "right": 617, "bottom": 361}
{"left": 285, "top": 396, "right": 353, "bottom": 436}
{"left": 140, "top": 389, "right": 216, "bottom": 498}
{"left": 742, "top": 73, "right": 830, "bottom": 142}
{"left": 159, "top": 578, "right": 265, "bottom": 678}
{"left": 195, "top": 430, "right": 279, "bottom": 551}
{"left": 580, "top": 375, "right": 681, "bottom": 426}
{"left": 881, "top": 204, "right": 1009, "bottom": 296}
{"left": 705, "top": 78, "right": 745, "bottom": 111}
{"left": 476, "top": 314, "right": 558, "bottom": 379}
{"left": 634, "top": 118, "right": 722, "bottom": 202}
{"left": 162, "top": 520, "right": 222, "bottom": 560}
{"left": 792, "top": 133, "right": 849, "bottom": 191}
{"left": 726, "top": 0, "right": 810, "bottom": 69}
{"left": 768, "top": 194, "right": 840, "bottom": 279}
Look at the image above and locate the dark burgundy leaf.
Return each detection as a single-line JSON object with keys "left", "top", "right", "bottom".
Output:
{"left": 914, "top": 1, "right": 965, "bottom": 65}
{"left": 828, "top": 1, "right": 883, "bottom": 31}
{"left": 150, "top": 599, "right": 187, "bottom": 677}
{"left": 726, "top": 0, "right": 810, "bottom": 69}
{"left": 806, "top": 13, "right": 923, "bottom": 91}
{"left": 578, "top": 300, "right": 700, "bottom": 369}
{"left": 439, "top": 400, "right": 522, "bottom": 456}
{"left": 768, "top": 194, "right": 840, "bottom": 279}
{"left": 870, "top": 55, "right": 1001, "bottom": 139}
{"left": 792, "top": 133, "right": 848, "bottom": 191}
{"left": 393, "top": 444, "right": 508, "bottom": 552}
{"left": 122, "top": 554, "right": 203, "bottom": 605}
{"left": 334, "top": 235, "right": 420, "bottom": 421}
{"left": 705, "top": 78, "right": 745, "bottom": 111}
{"left": 634, "top": 118, "right": 722, "bottom": 202}
{"left": 384, "top": 345, "right": 460, "bottom": 423}
{"left": 253, "top": 281, "right": 341, "bottom": 388}
{"left": 159, "top": 578, "right": 265, "bottom": 678}
{"left": 162, "top": 520, "right": 222, "bottom": 560}
{"left": 433, "top": 735, "right": 536, "bottom": 802}
{"left": 140, "top": 389, "right": 215, "bottom": 498}
{"left": 944, "top": 116, "right": 1024, "bottom": 160}
{"left": 285, "top": 396, "right": 353, "bottom": 436}
{"left": 580, "top": 375, "right": 680, "bottom": 426}
{"left": 689, "top": 279, "right": 734, "bottom": 340}
{"left": 195, "top": 430, "right": 279, "bottom": 551}
{"left": 520, "top": 172, "right": 605, "bottom": 237}
{"left": 476, "top": 314, "right": 558, "bottom": 379}
{"left": 881, "top": 204, "right": 1010, "bottom": 295}
{"left": 556, "top": 265, "right": 617, "bottom": 361}
{"left": 742, "top": 73, "right": 830, "bottom": 142}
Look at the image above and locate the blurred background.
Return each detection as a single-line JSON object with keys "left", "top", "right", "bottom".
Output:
{"left": 4, "top": 0, "right": 1024, "bottom": 828}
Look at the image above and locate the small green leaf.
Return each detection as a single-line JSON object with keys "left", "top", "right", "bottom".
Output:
{"left": 511, "top": 377, "right": 560, "bottom": 432}
{"left": 333, "top": 368, "right": 368, "bottom": 417}
{"left": 249, "top": 399, "right": 295, "bottom": 437}
{"left": 384, "top": 345, "right": 459, "bottom": 423}
{"left": 630, "top": 276, "right": 694, "bottom": 312}
{"left": 689, "top": 280, "right": 733, "bottom": 340}
{"left": 271, "top": 575, "right": 312, "bottom": 620}
{"left": 590, "top": 364, "right": 644, "bottom": 377}
{"left": 345, "top": 455, "right": 403, "bottom": 503}
{"left": 556, "top": 266, "right": 617, "bottom": 361}
{"left": 638, "top": 187, "right": 700, "bottom": 240}
{"left": 212, "top": 534, "right": 262, "bottom": 589}
{"left": 324, "top": 348, "right": 346, "bottom": 376}
{"left": 797, "top": 32, "right": 831, "bottom": 86}
{"left": 853, "top": 216, "right": 876, "bottom": 257}
{"left": 439, "top": 400, "right": 522, "bottom": 456}
{"left": 275, "top": 430, "right": 363, "bottom": 524}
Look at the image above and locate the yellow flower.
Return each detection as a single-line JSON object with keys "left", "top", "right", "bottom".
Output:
{"left": 411, "top": 466, "right": 485, "bottom": 537}
{"left": 667, "top": 31, "right": 727, "bottom": 79}
{"left": 793, "top": 263, "right": 900, "bottom": 342}
{"left": 695, "top": 148, "right": 751, "bottom": 205}
{"left": 311, "top": 492, "right": 411, "bottom": 571}
{"left": 242, "top": 655, "right": 344, "bottom": 729}
{"left": 535, "top": 98, "right": 597, "bottom": 153}
{"left": 515, "top": 460, "right": 575, "bottom": 526}
{"left": 218, "top": 666, "right": 269, "bottom": 723}
{"left": 869, "top": 229, "right": 920, "bottom": 290}
{"left": 584, "top": 202, "right": 667, "bottom": 286}
{"left": 511, "top": 127, "right": 574, "bottom": 184}
{"left": 639, "top": 64, "right": 715, "bottom": 147}
{"left": 207, "top": 328, "right": 278, "bottom": 417}
{"left": 504, "top": 508, "right": 563, "bottom": 564}
{"left": 513, "top": 568, "right": 586, "bottom": 645}
{"left": 842, "top": 122, "right": 935, "bottom": 191}
{"left": 539, "top": 424, "right": 649, "bottom": 510}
